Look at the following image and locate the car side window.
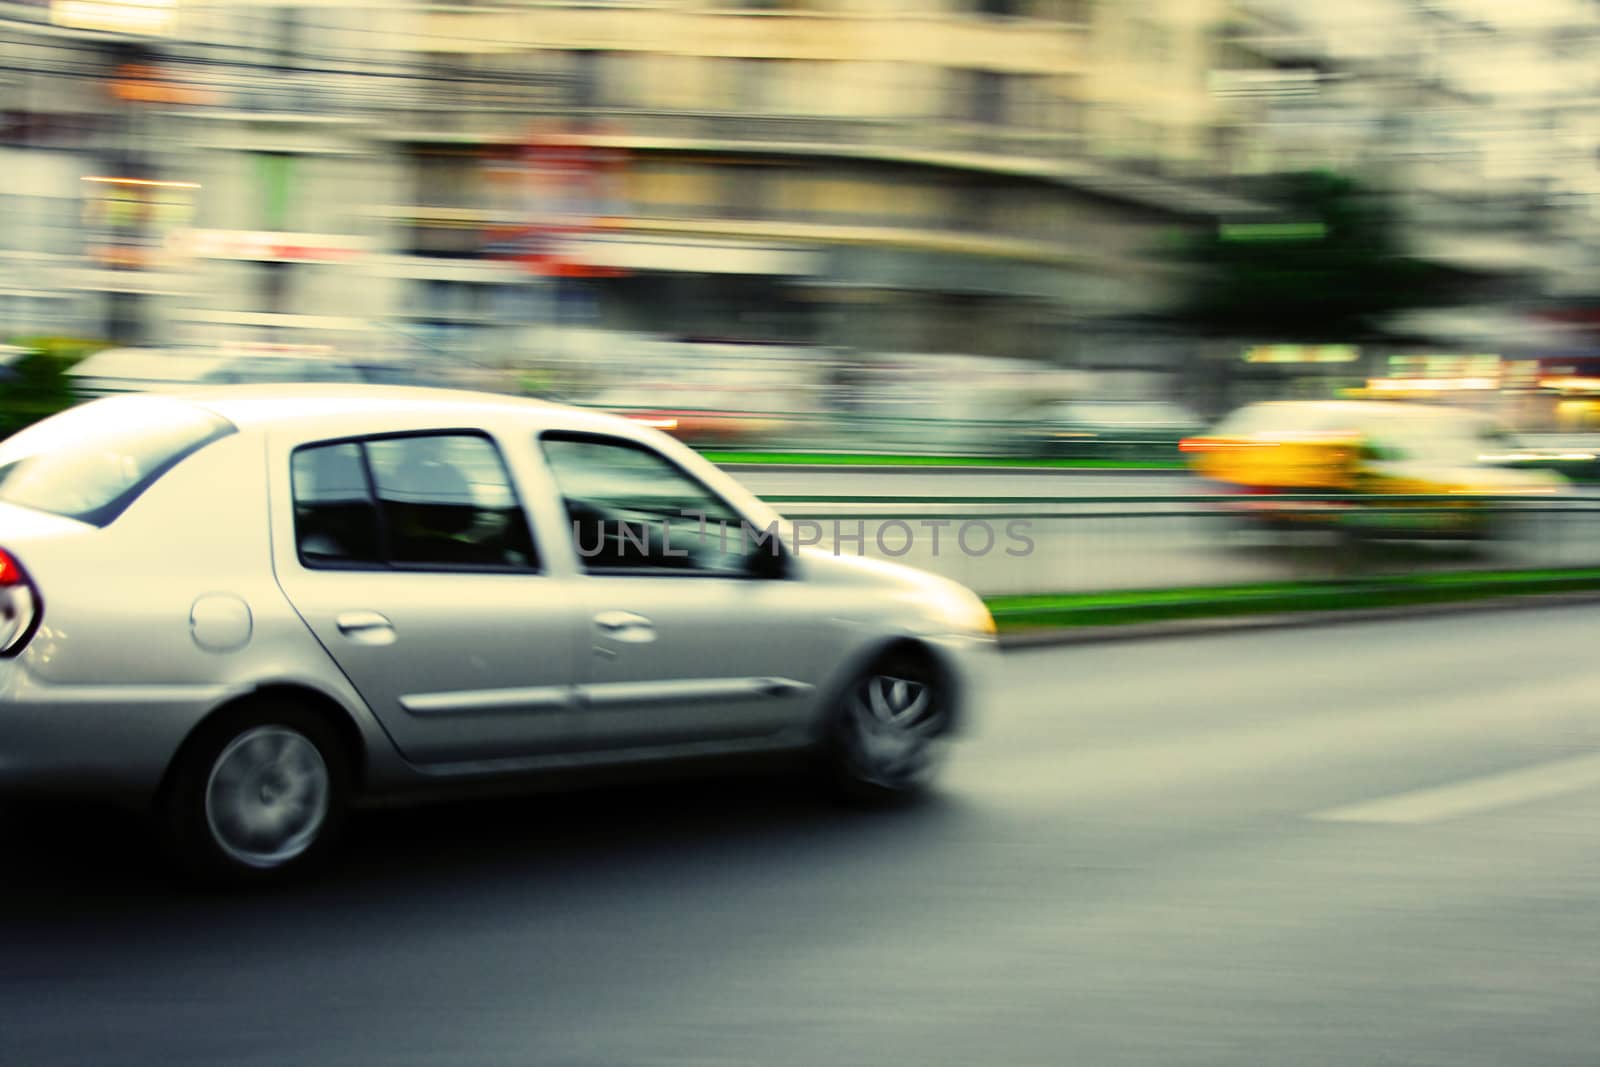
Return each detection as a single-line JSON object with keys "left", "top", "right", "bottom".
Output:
{"left": 291, "top": 442, "right": 382, "bottom": 565}
{"left": 367, "top": 436, "right": 535, "bottom": 568}
{"left": 291, "top": 434, "right": 536, "bottom": 571}
{"left": 539, "top": 434, "right": 759, "bottom": 576}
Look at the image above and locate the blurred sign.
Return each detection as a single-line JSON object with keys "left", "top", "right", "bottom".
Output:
{"left": 1387, "top": 354, "right": 1501, "bottom": 379}
{"left": 1367, "top": 354, "right": 1503, "bottom": 395}
{"left": 482, "top": 124, "right": 630, "bottom": 278}
{"left": 568, "top": 237, "right": 817, "bottom": 277}
{"left": 82, "top": 175, "right": 196, "bottom": 271}
{"left": 1367, "top": 377, "right": 1497, "bottom": 393}
{"left": 1243, "top": 345, "right": 1360, "bottom": 364}
{"left": 53, "top": 0, "right": 175, "bottom": 35}
{"left": 1541, "top": 376, "right": 1600, "bottom": 394}
{"left": 178, "top": 230, "right": 371, "bottom": 263}
{"left": 109, "top": 64, "right": 218, "bottom": 107}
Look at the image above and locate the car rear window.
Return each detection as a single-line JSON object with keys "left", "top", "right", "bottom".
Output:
{"left": 0, "top": 396, "right": 235, "bottom": 526}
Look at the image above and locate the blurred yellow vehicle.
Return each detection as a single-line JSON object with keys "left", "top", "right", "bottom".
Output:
{"left": 1180, "top": 400, "right": 1566, "bottom": 537}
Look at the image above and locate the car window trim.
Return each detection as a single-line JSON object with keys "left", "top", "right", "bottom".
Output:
{"left": 537, "top": 429, "right": 782, "bottom": 579}
{"left": 291, "top": 428, "right": 543, "bottom": 575}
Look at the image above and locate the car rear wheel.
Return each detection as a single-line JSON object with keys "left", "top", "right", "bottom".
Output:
{"left": 822, "top": 652, "right": 949, "bottom": 801}
{"left": 160, "top": 700, "right": 349, "bottom": 885}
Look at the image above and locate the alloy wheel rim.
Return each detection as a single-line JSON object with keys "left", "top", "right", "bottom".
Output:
{"left": 843, "top": 673, "right": 944, "bottom": 787}
{"left": 204, "top": 726, "right": 330, "bottom": 869}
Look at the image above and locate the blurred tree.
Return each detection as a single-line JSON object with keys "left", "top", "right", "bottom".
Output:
{"left": 1171, "top": 171, "right": 1450, "bottom": 339}
{"left": 0, "top": 338, "right": 104, "bottom": 440}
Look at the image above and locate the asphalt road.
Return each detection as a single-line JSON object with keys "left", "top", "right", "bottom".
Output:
{"left": 6, "top": 606, "right": 1600, "bottom": 1065}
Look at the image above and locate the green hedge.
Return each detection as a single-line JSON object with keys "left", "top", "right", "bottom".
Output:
{"left": 0, "top": 337, "right": 109, "bottom": 440}
{"left": 985, "top": 567, "right": 1600, "bottom": 631}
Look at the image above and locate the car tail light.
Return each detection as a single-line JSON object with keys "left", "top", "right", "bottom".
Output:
{"left": 0, "top": 547, "right": 41, "bottom": 657}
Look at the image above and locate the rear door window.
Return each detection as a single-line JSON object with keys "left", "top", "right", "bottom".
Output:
{"left": 291, "top": 442, "right": 381, "bottom": 565}
{"left": 0, "top": 395, "right": 235, "bottom": 526}
{"left": 291, "top": 432, "right": 537, "bottom": 571}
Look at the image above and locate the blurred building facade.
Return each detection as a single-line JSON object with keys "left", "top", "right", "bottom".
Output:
{"left": 1, "top": 0, "right": 1264, "bottom": 377}
{"left": 1193, "top": 0, "right": 1600, "bottom": 421}
{"left": 1218, "top": 0, "right": 1600, "bottom": 333}
{"left": 5, "top": 0, "right": 1600, "bottom": 419}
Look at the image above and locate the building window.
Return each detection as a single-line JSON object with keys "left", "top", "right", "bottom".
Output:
{"left": 572, "top": 51, "right": 601, "bottom": 110}
{"left": 975, "top": 0, "right": 1021, "bottom": 17}
{"left": 953, "top": 182, "right": 999, "bottom": 233}
{"left": 1036, "top": 0, "right": 1091, "bottom": 24}
{"left": 947, "top": 68, "right": 1016, "bottom": 125}
{"left": 270, "top": 8, "right": 299, "bottom": 66}
{"left": 259, "top": 261, "right": 292, "bottom": 315}
{"left": 106, "top": 292, "right": 145, "bottom": 345}
{"left": 732, "top": 58, "right": 781, "bottom": 113}
{"left": 414, "top": 152, "right": 480, "bottom": 210}
{"left": 720, "top": 165, "right": 772, "bottom": 220}
{"left": 417, "top": 279, "right": 491, "bottom": 324}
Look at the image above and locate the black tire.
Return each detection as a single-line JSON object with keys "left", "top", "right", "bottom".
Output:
{"left": 158, "top": 698, "right": 350, "bottom": 887}
{"left": 820, "top": 650, "right": 950, "bottom": 803}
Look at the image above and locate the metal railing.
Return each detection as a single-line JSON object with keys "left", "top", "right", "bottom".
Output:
{"left": 607, "top": 407, "right": 1172, "bottom": 457}
{"left": 764, "top": 493, "right": 1600, "bottom": 597}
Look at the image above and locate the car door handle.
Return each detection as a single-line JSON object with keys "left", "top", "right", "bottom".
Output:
{"left": 593, "top": 610, "right": 656, "bottom": 643}
{"left": 335, "top": 611, "right": 396, "bottom": 646}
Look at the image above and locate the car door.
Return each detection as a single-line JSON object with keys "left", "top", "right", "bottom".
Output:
{"left": 538, "top": 431, "right": 824, "bottom": 751}
{"left": 272, "top": 430, "right": 584, "bottom": 765}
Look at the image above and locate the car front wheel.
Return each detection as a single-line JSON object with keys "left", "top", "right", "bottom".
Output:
{"left": 160, "top": 700, "right": 349, "bottom": 885}
{"left": 823, "top": 651, "right": 950, "bottom": 801}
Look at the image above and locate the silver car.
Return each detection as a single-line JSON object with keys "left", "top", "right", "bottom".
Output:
{"left": 0, "top": 386, "right": 992, "bottom": 882}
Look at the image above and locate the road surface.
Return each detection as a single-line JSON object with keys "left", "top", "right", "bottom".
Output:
{"left": 5, "top": 606, "right": 1600, "bottom": 1065}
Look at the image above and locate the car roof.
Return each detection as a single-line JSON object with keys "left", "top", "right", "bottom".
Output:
{"left": 135, "top": 383, "right": 644, "bottom": 438}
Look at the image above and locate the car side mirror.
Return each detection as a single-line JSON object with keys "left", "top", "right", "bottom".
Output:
{"left": 746, "top": 545, "right": 789, "bottom": 580}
